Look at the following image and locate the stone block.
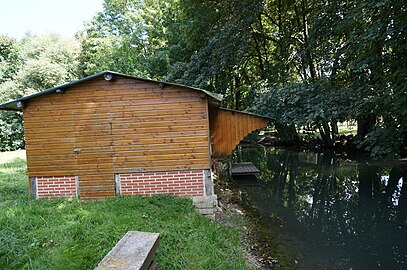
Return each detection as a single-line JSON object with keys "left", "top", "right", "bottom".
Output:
{"left": 95, "top": 231, "right": 160, "bottom": 270}
{"left": 192, "top": 195, "right": 218, "bottom": 204}
{"left": 205, "top": 214, "right": 216, "bottom": 221}
{"left": 194, "top": 202, "right": 216, "bottom": 209}
{"left": 197, "top": 208, "right": 216, "bottom": 215}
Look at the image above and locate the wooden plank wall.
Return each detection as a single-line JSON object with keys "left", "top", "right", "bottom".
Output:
{"left": 23, "top": 76, "right": 211, "bottom": 199}
{"left": 209, "top": 108, "right": 268, "bottom": 158}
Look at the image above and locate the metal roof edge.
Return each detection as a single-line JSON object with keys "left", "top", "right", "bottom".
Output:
{"left": 0, "top": 70, "right": 223, "bottom": 110}
{"left": 0, "top": 71, "right": 107, "bottom": 110}
{"left": 106, "top": 71, "right": 223, "bottom": 101}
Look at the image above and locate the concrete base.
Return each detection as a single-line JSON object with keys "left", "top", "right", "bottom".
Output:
{"left": 192, "top": 195, "right": 218, "bottom": 220}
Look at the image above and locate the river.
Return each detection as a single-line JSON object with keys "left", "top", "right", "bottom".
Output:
{"left": 232, "top": 146, "right": 407, "bottom": 270}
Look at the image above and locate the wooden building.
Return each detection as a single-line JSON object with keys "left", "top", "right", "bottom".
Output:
{"left": 0, "top": 71, "right": 268, "bottom": 200}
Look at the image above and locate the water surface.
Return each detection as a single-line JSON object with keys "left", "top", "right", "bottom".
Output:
{"left": 233, "top": 146, "right": 407, "bottom": 270}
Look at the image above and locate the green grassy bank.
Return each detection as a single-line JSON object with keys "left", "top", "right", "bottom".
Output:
{"left": 0, "top": 156, "right": 251, "bottom": 270}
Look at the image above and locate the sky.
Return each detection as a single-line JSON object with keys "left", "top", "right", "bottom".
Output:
{"left": 0, "top": 0, "right": 104, "bottom": 39}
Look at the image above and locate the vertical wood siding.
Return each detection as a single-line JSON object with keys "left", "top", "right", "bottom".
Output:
{"left": 209, "top": 108, "right": 268, "bottom": 158}
{"left": 23, "top": 76, "right": 211, "bottom": 199}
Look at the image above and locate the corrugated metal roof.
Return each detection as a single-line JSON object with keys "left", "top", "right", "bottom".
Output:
{"left": 0, "top": 71, "right": 223, "bottom": 110}
{"left": 218, "top": 107, "right": 271, "bottom": 120}
{"left": 231, "top": 162, "right": 261, "bottom": 175}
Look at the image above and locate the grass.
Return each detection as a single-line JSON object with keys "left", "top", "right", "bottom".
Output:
{"left": 0, "top": 156, "right": 251, "bottom": 270}
{"left": 0, "top": 150, "right": 26, "bottom": 164}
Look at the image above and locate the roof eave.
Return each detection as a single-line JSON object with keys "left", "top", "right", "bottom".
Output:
{"left": 218, "top": 107, "right": 271, "bottom": 120}
{"left": 0, "top": 70, "right": 222, "bottom": 110}
{"left": 106, "top": 71, "right": 223, "bottom": 102}
{"left": 0, "top": 71, "right": 107, "bottom": 110}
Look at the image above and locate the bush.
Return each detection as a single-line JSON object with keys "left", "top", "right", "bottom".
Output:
{"left": 0, "top": 111, "right": 24, "bottom": 152}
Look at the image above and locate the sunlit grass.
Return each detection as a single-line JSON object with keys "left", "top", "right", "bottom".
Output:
{"left": 0, "top": 150, "right": 26, "bottom": 164}
{"left": 0, "top": 157, "right": 251, "bottom": 270}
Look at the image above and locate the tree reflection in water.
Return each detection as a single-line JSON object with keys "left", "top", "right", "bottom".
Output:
{"left": 233, "top": 146, "right": 407, "bottom": 270}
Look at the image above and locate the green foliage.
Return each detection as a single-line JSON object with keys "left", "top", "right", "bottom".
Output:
{"left": 0, "top": 34, "right": 81, "bottom": 151}
{"left": 17, "top": 34, "right": 81, "bottom": 91}
{"left": 79, "top": 0, "right": 265, "bottom": 110}
{"left": 0, "top": 158, "right": 251, "bottom": 270}
{"left": 358, "top": 125, "right": 405, "bottom": 159}
{"left": 252, "top": 79, "right": 351, "bottom": 144}
{"left": 251, "top": 0, "right": 407, "bottom": 156}
{"left": 0, "top": 0, "right": 406, "bottom": 157}
{"left": 79, "top": 0, "right": 173, "bottom": 78}
{"left": 0, "top": 112, "right": 24, "bottom": 151}
{"left": 0, "top": 36, "right": 20, "bottom": 83}
{"left": 166, "top": 0, "right": 263, "bottom": 110}
{"left": 253, "top": 80, "right": 350, "bottom": 128}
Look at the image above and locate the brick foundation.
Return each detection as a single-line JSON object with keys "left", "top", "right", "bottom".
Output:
{"left": 118, "top": 170, "right": 205, "bottom": 196}
{"left": 35, "top": 176, "right": 78, "bottom": 198}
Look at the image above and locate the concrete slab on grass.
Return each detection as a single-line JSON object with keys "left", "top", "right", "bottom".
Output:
{"left": 95, "top": 231, "right": 160, "bottom": 270}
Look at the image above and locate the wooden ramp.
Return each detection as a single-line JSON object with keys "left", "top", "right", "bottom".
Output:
{"left": 231, "top": 162, "right": 261, "bottom": 176}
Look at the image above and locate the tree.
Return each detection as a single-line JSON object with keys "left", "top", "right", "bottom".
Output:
{"left": 252, "top": 0, "right": 407, "bottom": 156}
{"left": 79, "top": 0, "right": 174, "bottom": 78}
{"left": 0, "top": 34, "right": 81, "bottom": 151}
{"left": 76, "top": 0, "right": 407, "bottom": 156}
{"left": 0, "top": 35, "right": 20, "bottom": 84}
{"left": 166, "top": 0, "right": 263, "bottom": 110}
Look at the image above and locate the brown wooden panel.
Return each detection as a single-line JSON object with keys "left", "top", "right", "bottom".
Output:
{"left": 210, "top": 108, "right": 268, "bottom": 158}
{"left": 27, "top": 163, "right": 205, "bottom": 177}
{"left": 25, "top": 141, "right": 207, "bottom": 153}
{"left": 28, "top": 153, "right": 209, "bottom": 167}
{"left": 79, "top": 190, "right": 116, "bottom": 199}
{"left": 25, "top": 147, "right": 208, "bottom": 160}
{"left": 25, "top": 128, "right": 208, "bottom": 140}
{"left": 32, "top": 90, "right": 200, "bottom": 105}
{"left": 26, "top": 144, "right": 207, "bottom": 156}
{"left": 26, "top": 151, "right": 206, "bottom": 163}
{"left": 26, "top": 97, "right": 205, "bottom": 112}
{"left": 24, "top": 98, "right": 76, "bottom": 177}
{"left": 24, "top": 118, "right": 207, "bottom": 130}
{"left": 23, "top": 75, "right": 211, "bottom": 198}
{"left": 26, "top": 132, "right": 208, "bottom": 146}
{"left": 28, "top": 156, "right": 209, "bottom": 170}
{"left": 25, "top": 107, "right": 205, "bottom": 124}
{"left": 28, "top": 158, "right": 209, "bottom": 171}
{"left": 24, "top": 102, "right": 205, "bottom": 118}
{"left": 25, "top": 114, "right": 208, "bottom": 129}
{"left": 79, "top": 185, "right": 115, "bottom": 192}
{"left": 24, "top": 123, "right": 208, "bottom": 137}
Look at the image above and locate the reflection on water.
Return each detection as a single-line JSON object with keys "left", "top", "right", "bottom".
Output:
{"left": 233, "top": 146, "right": 407, "bottom": 270}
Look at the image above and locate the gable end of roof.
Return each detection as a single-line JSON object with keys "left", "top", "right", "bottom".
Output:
{"left": 0, "top": 71, "right": 223, "bottom": 110}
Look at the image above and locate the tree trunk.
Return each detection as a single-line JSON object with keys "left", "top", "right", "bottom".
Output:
{"left": 386, "top": 167, "right": 404, "bottom": 201}
{"left": 300, "top": 0, "right": 316, "bottom": 80}
{"left": 319, "top": 122, "right": 333, "bottom": 147}
{"left": 252, "top": 34, "right": 264, "bottom": 73}
{"left": 275, "top": 123, "right": 299, "bottom": 144}
{"left": 287, "top": 155, "right": 298, "bottom": 209}
{"left": 357, "top": 114, "right": 376, "bottom": 138}
{"left": 331, "top": 121, "right": 339, "bottom": 139}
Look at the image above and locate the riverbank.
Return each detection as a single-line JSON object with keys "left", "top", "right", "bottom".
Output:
{"left": 214, "top": 176, "right": 295, "bottom": 270}
{"left": 0, "top": 155, "right": 252, "bottom": 269}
